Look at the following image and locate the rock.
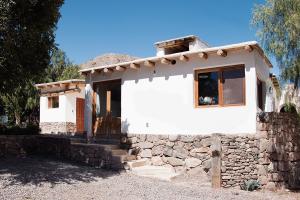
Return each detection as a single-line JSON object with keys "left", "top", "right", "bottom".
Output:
{"left": 203, "top": 159, "right": 211, "bottom": 170}
{"left": 167, "top": 157, "right": 184, "bottom": 166}
{"left": 258, "top": 175, "right": 268, "bottom": 185}
{"left": 259, "top": 139, "right": 269, "bottom": 152}
{"left": 222, "top": 176, "right": 231, "bottom": 180}
{"left": 265, "top": 182, "right": 276, "bottom": 191}
{"left": 146, "top": 135, "right": 159, "bottom": 143}
{"left": 173, "top": 146, "right": 189, "bottom": 159}
{"left": 151, "top": 156, "right": 164, "bottom": 166}
{"left": 169, "top": 135, "right": 178, "bottom": 142}
{"left": 185, "top": 157, "right": 202, "bottom": 168}
{"left": 140, "top": 149, "right": 152, "bottom": 158}
{"left": 200, "top": 138, "right": 212, "bottom": 147}
{"left": 166, "top": 141, "right": 174, "bottom": 147}
{"left": 163, "top": 147, "right": 173, "bottom": 157}
{"left": 257, "top": 165, "right": 267, "bottom": 176}
{"left": 191, "top": 147, "right": 210, "bottom": 153}
{"left": 267, "top": 162, "right": 277, "bottom": 172}
{"left": 152, "top": 145, "right": 164, "bottom": 156}
{"left": 180, "top": 135, "right": 195, "bottom": 143}
{"left": 139, "top": 135, "right": 146, "bottom": 142}
{"left": 138, "top": 142, "right": 154, "bottom": 149}
{"left": 128, "top": 137, "right": 137, "bottom": 144}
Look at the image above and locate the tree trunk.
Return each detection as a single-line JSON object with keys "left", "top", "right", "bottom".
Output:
{"left": 15, "top": 111, "right": 21, "bottom": 126}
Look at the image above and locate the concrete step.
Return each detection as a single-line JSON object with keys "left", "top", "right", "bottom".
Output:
{"left": 111, "top": 149, "right": 128, "bottom": 156}
{"left": 124, "top": 159, "right": 148, "bottom": 170}
{"left": 131, "top": 165, "right": 179, "bottom": 181}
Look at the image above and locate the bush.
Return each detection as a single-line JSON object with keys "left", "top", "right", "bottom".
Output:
{"left": 240, "top": 180, "right": 260, "bottom": 191}
{"left": 0, "top": 124, "right": 40, "bottom": 135}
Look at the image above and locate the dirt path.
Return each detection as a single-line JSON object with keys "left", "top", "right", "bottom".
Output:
{"left": 0, "top": 157, "right": 299, "bottom": 200}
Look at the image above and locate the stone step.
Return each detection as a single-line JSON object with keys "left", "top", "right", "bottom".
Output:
{"left": 131, "top": 165, "right": 179, "bottom": 181}
{"left": 124, "top": 158, "right": 148, "bottom": 170}
{"left": 111, "top": 149, "right": 128, "bottom": 156}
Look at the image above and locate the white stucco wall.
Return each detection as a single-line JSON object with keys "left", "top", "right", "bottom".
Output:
{"left": 85, "top": 49, "right": 272, "bottom": 135}
{"left": 40, "top": 88, "right": 85, "bottom": 123}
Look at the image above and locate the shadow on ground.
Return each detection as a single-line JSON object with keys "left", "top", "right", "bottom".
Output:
{"left": 0, "top": 156, "right": 120, "bottom": 188}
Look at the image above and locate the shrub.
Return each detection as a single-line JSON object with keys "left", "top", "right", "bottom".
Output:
{"left": 240, "top": 180, "right": 260, "bottom": 191}
{"left": 0, "top": 124, "right": 40, "bottom": 135}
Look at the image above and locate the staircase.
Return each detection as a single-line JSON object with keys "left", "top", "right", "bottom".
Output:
{"left": 70, "top": 137, "right": 137, "bottom": 170}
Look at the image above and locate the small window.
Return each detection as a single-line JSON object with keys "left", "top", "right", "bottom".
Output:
{"left": 257, "top": 79, "right": 263, "bottom": 110}
{"left": 48, "top": 96, "right": 59, "bottom": 108}
{"left": 195, "top": 65, "right": 245, "bottom": 107}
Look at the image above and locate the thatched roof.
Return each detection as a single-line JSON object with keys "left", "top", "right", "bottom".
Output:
{"left": 80, "top": 53, "right": 139, "bottom": 70}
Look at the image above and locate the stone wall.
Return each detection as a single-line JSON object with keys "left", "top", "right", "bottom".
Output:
{"left": 124, "top": 112, "right": 300, "bottom": 190}
{"left": 0, "top": 135, "right": 120, "bottom": 170}
{"left": 40, "top": 122, "right": 76, "bottom": 134}
{"left": 124, "top": 134, "right": 213, "bottom": 175}
{"left": 257, "top": 112, "right": 300, "bottom": 190}
{"left": 1, "top": 112, "right": 299, "bottom": 190}
{"left": 220, "top": 135, "right": 259, "bottom": 188}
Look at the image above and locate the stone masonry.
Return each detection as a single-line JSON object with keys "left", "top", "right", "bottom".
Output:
{"left": 40, "top": 122, "right": 76, "bottom": 134}
{"left": 1, "top": 112, "right": 299, "bottom": 190}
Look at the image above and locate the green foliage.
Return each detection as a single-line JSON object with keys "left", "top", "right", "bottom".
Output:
{"left": 252, "top": 0, "right": 300, "bottom": 87}
{"left": 0, "top": 124, "right": 40, "bottom": 135}
{"left": 44, "top": 47, "right": 83, "bottom": 82}
{"left": 240, "top": 180, "right": 261, "bottom": 191}
{"left": 0, "top": 0, "right": 64, "bottom": 125}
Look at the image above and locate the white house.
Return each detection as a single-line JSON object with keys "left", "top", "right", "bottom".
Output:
{"left": 36, "top": 79, "right": 85, "bottom": 134}
{"left": 79, "top": 35, "right": 278, "bottom": 140}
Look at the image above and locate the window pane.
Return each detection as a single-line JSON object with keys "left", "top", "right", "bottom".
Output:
{"left": 222, "top": 68, "right": 245, "bottom": 105}
{"left": 198, "top": 71, "right": 219, "bottom": 106}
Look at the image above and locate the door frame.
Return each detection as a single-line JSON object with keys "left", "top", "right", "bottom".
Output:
{"left": 92, "top": 79, "right": 122, "bottom": 137}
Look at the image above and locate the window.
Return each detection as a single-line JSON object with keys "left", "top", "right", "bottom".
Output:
{"left": 195, "top": 65, "right": 245, "bottom": 107}
{"left": 48, "top": 96, "right": 59, "bottom": 108}
{"left": 257, "top": 79, "right": 263, "bottom": 110}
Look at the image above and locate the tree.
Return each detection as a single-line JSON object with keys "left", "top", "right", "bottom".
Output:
{"left": 0, "top": 0, "right": 64, "bottom": 125}
{"left": 44, "top": 47, "right": 82, "bottom": 82}
{"left": 252, "top": 0, "right": 300, "bottom": 87}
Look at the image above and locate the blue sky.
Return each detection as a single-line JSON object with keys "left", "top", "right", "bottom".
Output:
{"left": 55, "top": 0, "right": 278, "bottom": 74}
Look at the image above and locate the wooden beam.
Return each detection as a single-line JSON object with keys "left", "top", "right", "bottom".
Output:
{"left": 130, "top": 63, "right": 140, "bottom": 69}
{"left": 179, "top": 55, "right": 189, "bottom": 62}
{"left": 144, "top": 60, "right": 155, "bottom": 67}
{"left": 198, "top": 52, "right": 208, "bottom": 59}
{"left": 244, "top": 45, "right": 253, "bottom": 52}
{"left": 116, "top": 65, "right": 126, "bottom": 71}
{"left": 217, "top": 49, "right": 227, "bottom": 57}
{"left": 161, "top": 58, "right": 176, "bottom": 65}
{"left": 103, "top": 68, "right": 113, "bottom": 74}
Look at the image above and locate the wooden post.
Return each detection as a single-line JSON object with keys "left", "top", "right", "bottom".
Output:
{"left": 211, "top": 134, "right": 222, "bottom": 188}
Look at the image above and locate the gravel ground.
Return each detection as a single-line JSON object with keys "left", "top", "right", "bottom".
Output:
{"left": 0, "top": 157, "right": 299, "bottom": 200}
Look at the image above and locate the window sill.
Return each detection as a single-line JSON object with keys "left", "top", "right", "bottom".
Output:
{"left": 195, "top": 103, "right": 246, "bottom": 109}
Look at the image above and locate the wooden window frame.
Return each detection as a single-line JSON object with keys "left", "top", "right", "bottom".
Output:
{"left": 194, "top": 64, "right": 246, "bottom": 108}
{"left": 48, "top": 96, "right": 59, "bottom": 109}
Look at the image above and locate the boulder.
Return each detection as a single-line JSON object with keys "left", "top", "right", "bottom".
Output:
{"left": 167, "top": 157, "right": 184, "bottom": 166}
{"left": 185, "top": 157, "right": 202, "bottom": 168}
{"left": 138, "top": 142, "right": 154, "bottom": 149}
{"left": 151, "top": 156, "right": 164, "bottom": 166}
{"left": 140, "top": 149, "right": 152, "bottom": 158}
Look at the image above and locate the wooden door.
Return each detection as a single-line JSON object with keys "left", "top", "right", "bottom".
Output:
{"left": 76, "top": 98, "right": 85, "bottom": 133}
{"left": 93, "top": 80, "right": 121, "bottom": 139}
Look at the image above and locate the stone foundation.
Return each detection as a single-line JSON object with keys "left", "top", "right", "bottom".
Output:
{"left": 122, "top": 113, "right": 300, "bottom": 190}
{"left": 40, "top": 122, "right": 76, "bottom": 134}
{"left": 1, "top": 112, "right": 299, "bottom": 190}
